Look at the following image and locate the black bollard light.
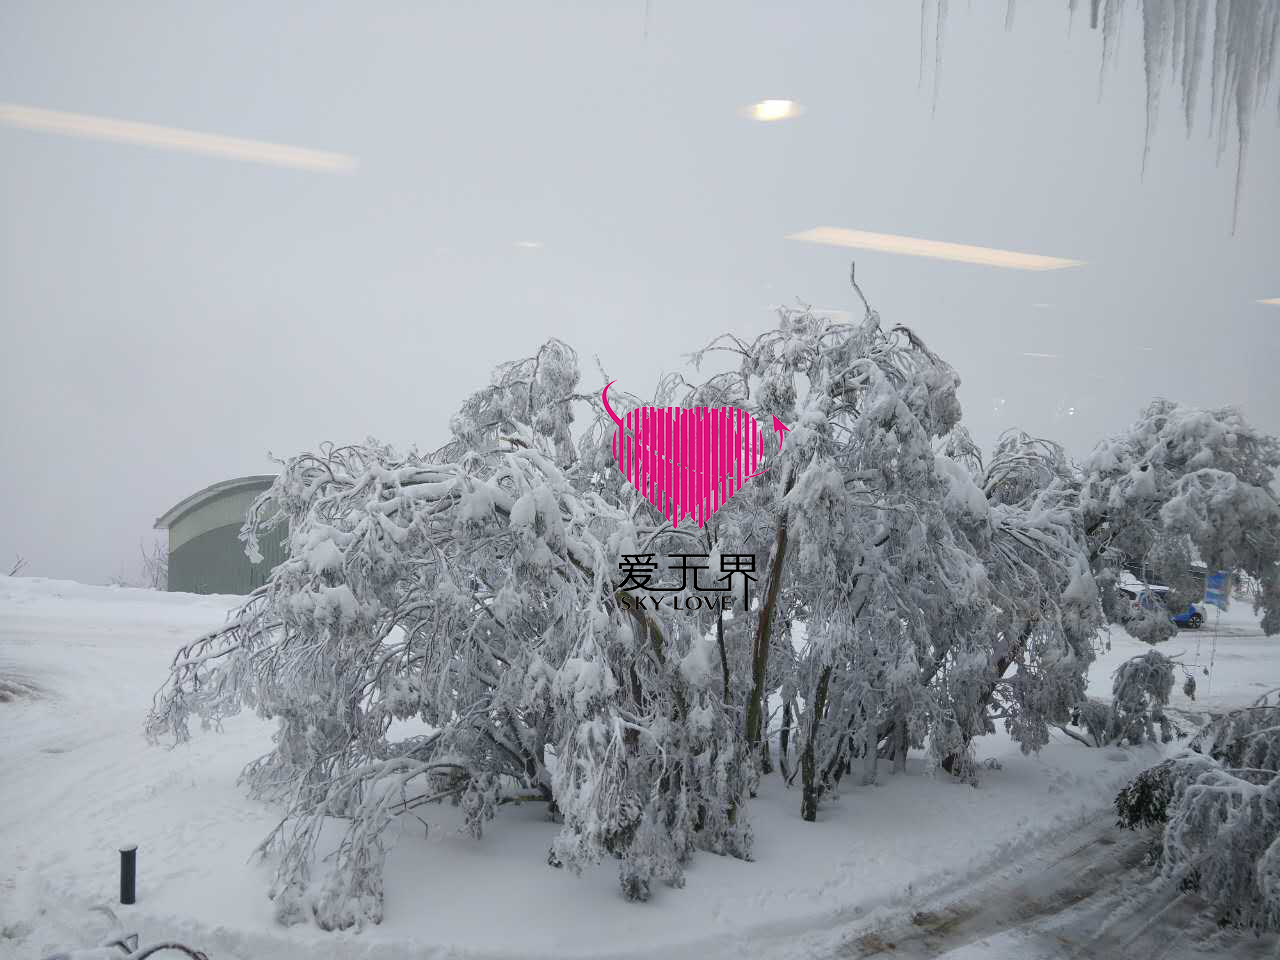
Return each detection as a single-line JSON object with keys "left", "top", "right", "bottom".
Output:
{"left": 120, "top": 844, "right": 137, "bottom": 905}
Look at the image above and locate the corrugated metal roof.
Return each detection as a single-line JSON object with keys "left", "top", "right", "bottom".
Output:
{"left": 153, "top": 475, "right": 278, "bottom": 530}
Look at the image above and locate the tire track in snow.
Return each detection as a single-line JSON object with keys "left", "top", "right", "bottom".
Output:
{"left": 833, "top": 814, "right": 1276, "bottom": 959}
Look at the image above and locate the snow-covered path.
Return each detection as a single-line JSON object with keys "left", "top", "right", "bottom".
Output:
{"left": 814, "top": 813, "right": 1277, "bottom": 959}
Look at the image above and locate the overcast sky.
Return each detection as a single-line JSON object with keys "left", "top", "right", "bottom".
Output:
{"left": 2, "top": 2, "right": 1277, "bottom": 585}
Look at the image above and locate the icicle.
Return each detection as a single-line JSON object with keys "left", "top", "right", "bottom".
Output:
{"left": 934, "top": 0, "right": 949, "bottom": 113}
{"left": 1141, "top": 0, "right": 1172, "bottom": 172}
{"left": 1086, "top": 0, "right": 1279, "bottom": 225}
{"left": 1264, "top": 5, "right": 1279, "bottom": 104}
{"left": 1182, "top": 0, "right": 1210, "bottom": 136}
{"left": 1099, "top": 0, "right": 1127, "bottom": 102}
{"left": 932, "top": 0, "right": 1280, "bottom": 227}
{"left": 1210, "top": 0, "right": 1231, "bottom": 152}
{"left": 1207, "top": 0, "right": 1279, "bottom": 229}
{"left": 920, "top": 0, "right": 930, "bottom": 90}
{"left": 918, "top": 0, "right": 948, "bottom": 113}
{"left": 1171, "top": 0, "right": 1186, "bottom": 82}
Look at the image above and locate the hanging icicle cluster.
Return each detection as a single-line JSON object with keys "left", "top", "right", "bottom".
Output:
{"left": 921, "top": 0, "right": 1280, "bottom": 227}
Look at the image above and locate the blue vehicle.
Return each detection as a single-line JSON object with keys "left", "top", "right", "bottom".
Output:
{"left": 1169, "top": 602, "right": 1205, "bottom": 629}
{"left": 1117, "top": 582, "right": 1205, "bottom": 629}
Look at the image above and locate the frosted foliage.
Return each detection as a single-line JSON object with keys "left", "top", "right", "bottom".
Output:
{"left": 682, "top": 297, "right": 996, "bottom": 816}
{"left": 932, "top": 395, "right": 1276, "bottom": 774}
{"left": 144, "top": 266, "right": 1280, "bottom": 928}
{"left": 681, "top": 285, "right": 1099, "bottom": 816}
{"left": 1146, "top": 533, "right": 1198, "bottom": 603}
{"left": 1109, "top": 649, "right": 1176, "bottom": 744}
{"left": 934, "top": 430, "right": 1100, "bottom": 768}
{"left": 147, "top": 341, "right": 751, "bottom": 928}
{"left": 1124, "top": 603, "right": 1180, "bottom": 643}
{"left": 1081, "top": 399, "right": 1280, "bottom": 635}
{"left": 1119, "top": 692, "right": 1280, "bottom": 931}
{"left": 443, "top": 338, "right": 582, "bottom": 465}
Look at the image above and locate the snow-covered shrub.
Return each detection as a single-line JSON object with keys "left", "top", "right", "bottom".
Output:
{"left": 1119, "top": 605, "right": 1179, "bottom": 645}
{"left": 1073, "top": 697, "right": 1115, "bottom": 749}
{"left": 1117, "top": 691, "right": 1280, "bottom": 932}
{"left": 1068, "top": 650, "right": 1179, "bottom": 748}
{"left": 147, "top": 340, "right": 751, "bottom": 927}
{"left": 1107, "top": 650, "right": 1177, "bottom": 745}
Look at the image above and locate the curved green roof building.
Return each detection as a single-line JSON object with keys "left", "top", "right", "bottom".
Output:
{"left": 154, "top": 475, "right": 285, "bottom": 595}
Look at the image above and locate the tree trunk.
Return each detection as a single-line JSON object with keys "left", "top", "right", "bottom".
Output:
{"left": 778, "top": 697, "right": 793, "bottom": 780}
{"left": 860, "top": 724, "right": 878, "bottom": 785}
{"left": 892, "top": 718, "right": 909, "bottom": 774}
{"left": 744, "top": 480, "right": 794, "bottom": 769}
{"left": 800, "top": 665, "right": 832, "bottom": 822}
{"left": 716, "top": 608, "right": 730, "bottom": 705}
{"left": 940, "top": 623, "right": 1033, "bottom": 772}
{"left": 798, "top": 529, "right": 888, "bottom": 812}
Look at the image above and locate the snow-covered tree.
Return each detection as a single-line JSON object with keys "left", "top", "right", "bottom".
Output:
{"left": 1117, "top": 689, "right": 1280, "bottom": 931}
{"left": 950, "top": 399, "right": 1280, "bottom": 763}
{"left": 665, "top": 270, "right": 1002, "bottom": 817}
{"left": 145, "top": 268, "right": 1280, "bottom": 926}
{"left": 768, "top": 304, "right": 989, "bottom": 817}
{"left": 1080, "top": 398, "right": 1280, "bottom": 635}
{"left": 1070, "top": 648, "right": 1179, "bottom": 748}
{"left": 148, "top": 340, "right": 751, "bottom": 928}
{"left": 140, "top": 537, "right": 168, "bottom": 591}
{"left": 931, "top": 430, "right": 1101, "bottom": 774}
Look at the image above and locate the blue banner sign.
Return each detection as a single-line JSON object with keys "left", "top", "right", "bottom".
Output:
{"left": 1204, "top": 570, "right": 1230, "bottom": 611}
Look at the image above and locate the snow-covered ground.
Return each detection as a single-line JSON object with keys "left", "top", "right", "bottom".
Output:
{"left": 0, "top": 576, "right": 1272, "bottom": 960}
{"left": 807, "top": 812, "right": 1278, "bottom": 959}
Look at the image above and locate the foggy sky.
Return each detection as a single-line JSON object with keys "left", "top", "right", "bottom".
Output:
{"left": 2, "top": 2, "right": 1278, "bottom": 585}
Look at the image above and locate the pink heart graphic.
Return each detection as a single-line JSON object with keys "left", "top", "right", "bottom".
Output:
{"left": 602, "top": 382, "right": 777, "bottom": 528}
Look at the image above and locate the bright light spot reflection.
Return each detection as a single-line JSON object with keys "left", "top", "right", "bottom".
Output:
{"left": 743, "top": 99, "right": 804, "bottom": 122}
{"left": 788, "top": 226, "right": 1083, "bottom": 271}
{"left": 0, "top": 103, "right": 357, "bottom": 174}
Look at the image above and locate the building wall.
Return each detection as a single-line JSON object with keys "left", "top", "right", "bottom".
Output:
{"left": 168, "top": 519, "right": 288, "bottom": 595}
{"left": 164, "top": 480, "right": 285, "bottom": 595}
{"left": 167, "top": 487, "right": 267, "bottom": 554}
